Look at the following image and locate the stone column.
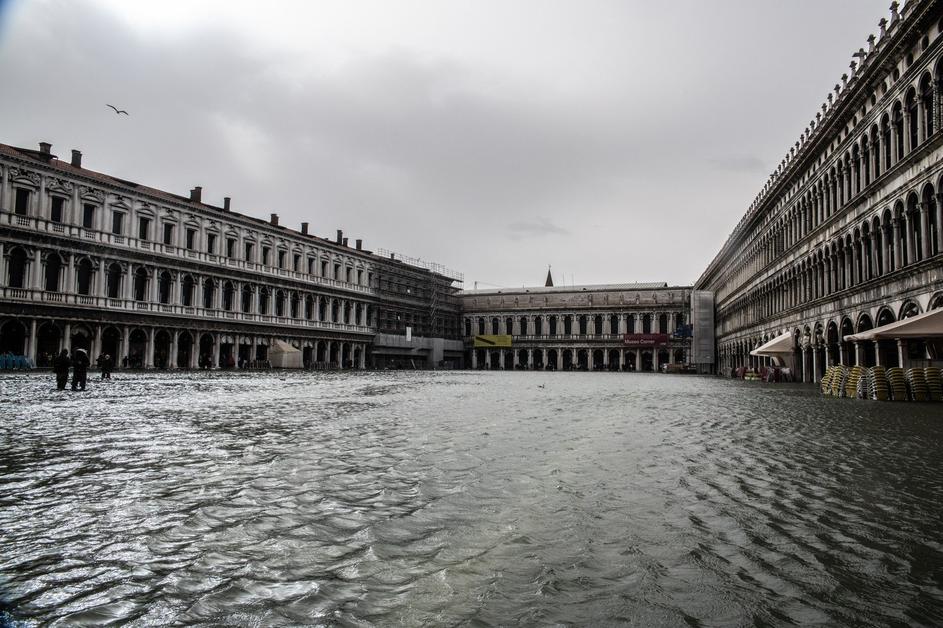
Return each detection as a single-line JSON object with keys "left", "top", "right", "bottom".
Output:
{"left": 619, "top": 350, "right": 625, "bottom": 371}
{"left": 635, "top": 351, "right": 642, "bottom": 372}
{"left": 63, "top": 323, "right": 71, "bottom": 352}
{"left": 801, "top": 347, "right": 809, "bottom": 382}
{"left": 602, "top": 350, "right": 609, "bottom": 369}
{"left": 498, "top": 350, "right": 505, "bottom": 370}
{"left": 169, "top": 330, "right": 178, "bottom": 369}
{"left": 91, "top": 325, "right": 102, "bottom": 361}
{"left": 892, "top": 219, "right": 902, "bottom": 269}
{"left": 66, "top": 254, "right": 76, "bottom": 294}
{"left": 146, "top": 328, "right": 155, "bottom": 368}
{"left": 512, "top": 350, "right": 519, "bottom": 368}
{"left": 904, "top": 213, "right": 914, "bottom": 266}
{"left": 122, "top": 326, "right": 130, "bottom": 364}
{"left": 854, "top": 342, "right": 861, "bottom": 367}
{"left": 919, "top": 202, "right": 930, "bottom": 260}
{"left": 873, "top": 341, "right": 882, "bottom": 367}
{"left": 556, "top": 350, "right": 563, "bottom": 371}
{"left": 897, "top": 339, "right": 907, "bottom": 369}
{"left": 484, "top": 350, "right": 491, "bottom": 369}
{"left": 211, "top": 334, "right": 220, "bottom": 368}
{"left": 471, "top": 350, "right": 478, "bottom": 369}
{"left": 124, "top": 264, "right": 134, "bottom": 300}
{"left": 837, "top": 343, "right": 844, "bottom": 367}
{"left": 27, "top": 319, "right": 38, "bottom": 364}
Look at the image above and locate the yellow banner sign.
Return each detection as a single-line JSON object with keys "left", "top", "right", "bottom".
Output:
{"left": 473, "top": 334, "right": 513, "bottom": 348}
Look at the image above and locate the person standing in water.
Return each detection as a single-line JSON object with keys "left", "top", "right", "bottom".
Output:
{"left": 72, "top": 348, "right": 90, "bottom": 391}
{"left": 53, "top": 349, "right": 71, "bottom": 390}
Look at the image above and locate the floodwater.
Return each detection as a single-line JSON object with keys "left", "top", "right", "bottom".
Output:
{"left": 1, "top": 371, "right": 942, "bottom": 627}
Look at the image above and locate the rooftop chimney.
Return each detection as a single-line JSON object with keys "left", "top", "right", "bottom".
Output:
{"left": 342, "top": 237, "right": 348, "bottom": 247}
{"left": 71, "top": 149, "right": 82, "bottom": 168}
{"left": 355, "top": 239, "right": 362, "bottom": 250}
{"left": 270, "top": 213, "right": 279, "bottom": 226}
{"left": 223, "top": 197, "right": 231, "bottom": 212}
{"left": 39, "top": 142, "right": 51, "bottom": 155}
{"left": 190, "top": 186, "right": 202, "bottom": 203}
{"left": 301, "top": 222, "right": 309, "bottom": 235}
{"left": 336, "top": 229, "right": 343, "bottom": 244}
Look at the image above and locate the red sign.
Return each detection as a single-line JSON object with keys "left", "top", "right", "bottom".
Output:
{"left": 623, "top": 333, "right": 669, "bottom": 347}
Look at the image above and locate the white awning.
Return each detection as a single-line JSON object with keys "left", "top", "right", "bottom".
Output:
{"left": 750, "top": 331, "right": 794, "bottom": 357}
{"left": 844, "top": 307, "right": 943, "bottom": 342}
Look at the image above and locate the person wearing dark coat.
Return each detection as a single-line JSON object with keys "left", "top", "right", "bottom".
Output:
{"left": 53, "top": 349, "right": 71, "bottom": 390}
{"left": 72, "top": 349, "right": 90, "bottom": 391}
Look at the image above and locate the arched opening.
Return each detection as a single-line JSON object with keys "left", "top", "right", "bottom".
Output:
{"left": 578, "top": 315, "right": 588, "bottom": 336}
{"left": 101, "top": 327, "right": 121, "bottom": 363}
{"left": 158, "top": 271, "right": 173, "bottom": 304}
{"left": 128, "top": 329, "right": 147, "bottom": 368}
{"left": 642, "top": 314, "right": 652, "bottom": 334}
{"left": 519, "top": 316, "right": 528, "bottom": 336}
{"left": 840, "top": 318, "right": 854, "bottom": 366}
{"left": 563, "top": 316, "right": 573, "bottom": 335}
{"left": 76, "top": 258, "right": 94, "bottom": 295}
{"left": 626, "top": 314, "right": 636, "bottom": 334}
{"left": 475, "top": 348, "right": 486, "bottom": 369}
{"left": 576, "top": 349, "right": 589, "bottom": 370}
{"left": 876, "top": 308, "right": 897, "bottom": 367}
{"left": 491, "top": 317, "right": 499, "bottom": 335}
{"left": 330, "top": 298, "right": 339, "bottom": 322}
{"left": 505, "top": 316, "right": 514, "bottom": 335}
{"left": 6, "top": 247, "right": 28, "bottom": 288}
{"left": 36, "top": 322, "right": 61, "bottom": 366}
{"left": 658, "top": 314, "right": 668, "bottom": 334}
{"left": 305, "top": 295, "right": 315, "bottom": 320}
{"left": 548, "top": 315, "right": 557, "bottom": 335}
{"left": 44, "top": 253, "right": 63, "bottom": 292}
{"left": 545, "top": 349, "right": 557, "bottom": 370}
{"left": 607, "top": 349, "right": 620, "bottom": 371}
{"left": 535, "top": 316, "right": 544, "bottom": 335}
{"left": 673, "top": 348, "right": 684, "bottom": 364}
{"left": 70, "top": 326, "right": 91, "bottom": 353}
{"left": 203, "top": 278, "right": 216, "bottom": 309}
{"left": 154, "top": 330, "right": 172, "bottom": 368}
{"left": 517, "top": 348, "right": 529, "bottom": 369}
{"left": 261, "top": 287, "right": 271, "bottom": 315}
{"left": 242, "top": 285, "right": 253, "bottom": 313}
{"left": 181, "top": 275, "right": 195, "bottom": 307}
{"left": 592, "top": 349, "right": 604, "bottom": 370}
{"left": 624, "top": 350, "right": 636, "bottom": 371}
{"left": 222, "top": 281, "right": 235, "bottom": 311}
{"left": 641, "top": 350, "right": 653, "bottom": 372}
{"left": 593, "top": 314, "right": 603, "bottom": 335}
{"left": 199, "top": 334, "right": 215, "bottom": 368}
{"left": 0, "top": 320, "right": 27, "bottom": 355}
{"left": 562, "top": 348, "right": 574, "bottom": 370}
{"left": 133, "top": 268, "right": 148, "bottom": 301}
{"left": 657, "top": 349, "right": 670, "bottom": 371}
{"left": 609, "top": 314, "right": 619, "bottom": 335}
{"left": 291, "top": 293, "right": 300, "bottom": 319}
{"left": 177, "top": 331, "right": 193, "bottom": 368}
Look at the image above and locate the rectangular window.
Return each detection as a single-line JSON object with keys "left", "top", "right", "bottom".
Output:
{"left": 163, "top": 223, "right": 174, "bottom": 245}
{"left": 334, "top": 263, "right": 341, "bottom": 279}
{"left": 262, "top": 246, "right": 271, "bottom": 266}
{"left": 346, "top": 267, "right": 352, "bottom": 283}
{"left": 226, "top": 238, "right": 236, "bottom": 258}
{"left": 278, "top": 250, "right": 286, "bottom": 268}
{"left": 245, "top": 242, "right": 254, "bottom": 261}
{"left": 293, "top": 254, "right": 300, "bottom": 272}
{"left": 206, "top": 233, "right": 217, "bottom": 254}
{"left": 50, "top": 197, "right": 64, "bottom": 223}
{"left": 112, "top": 212, "right": 124, "bottom": 235}
{"left": 307, "top": 257, "right": 316, "bottom": 274}
{"left": 14, "top": 189, "right": 30, "bottom": 215}
{"left": 321, "top": 260, "right": 328, "bottom": 277}
{"left": 138, "top": 217, "right": 150, "bottom": 241}
{"left": 83, "top": 204, "right": 95, "bottom": 229}
{"left": 358, "top": 269, "right": 363, "bottom": 284}
{"left": 186, "top": 228, "right": 196, "bottom": 249}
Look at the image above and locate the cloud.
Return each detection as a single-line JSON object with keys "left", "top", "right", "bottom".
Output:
{"left": 507, "top": 217, "right": 569, "bottom": 240}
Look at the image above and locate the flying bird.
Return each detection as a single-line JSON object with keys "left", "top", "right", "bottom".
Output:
{"left": 106, "top": 104, "right": 129, "bottom": 115}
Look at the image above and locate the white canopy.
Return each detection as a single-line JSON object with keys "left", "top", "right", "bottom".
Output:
{"left": 269, "top": 339, "right": 303, "bottom": 369}
{"left": 750, "top": 332, "right": 794, "bottom": 357}
{"left": 844, "top": 307, "right": 943, "bottom": 342}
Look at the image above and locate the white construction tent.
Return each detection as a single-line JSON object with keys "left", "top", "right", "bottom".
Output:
{"left": 268, "top": 340, "right": 303, "bottom": 369}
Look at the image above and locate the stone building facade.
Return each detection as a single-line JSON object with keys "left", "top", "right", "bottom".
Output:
{"left": 461, "top": 283, "right": 691, "bottom": 371}
{"left": 0, "top": 141, "right": 460, "bottom": 369}
{"left": 695, "top": 0, "right": 943, "bottom": 380}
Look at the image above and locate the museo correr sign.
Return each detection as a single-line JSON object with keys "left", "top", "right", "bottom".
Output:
{"left": 623, "top": 333, "right": 669, "bottom": 347}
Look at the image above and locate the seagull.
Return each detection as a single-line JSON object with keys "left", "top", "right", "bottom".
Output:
{"left": 106, "top": 104, "right": 129, "bottom": 115}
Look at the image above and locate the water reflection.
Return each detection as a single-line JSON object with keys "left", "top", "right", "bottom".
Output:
{"left": 1, "top": 371, "right": 942, "bottom": 626}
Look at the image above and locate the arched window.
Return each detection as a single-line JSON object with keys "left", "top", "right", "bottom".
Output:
{"left": 76, "top": 258, "right": 94, "bottom": 295}
{"left": 181, "top": 275, "right": 195, "bottom": 306}
{"left": 464, "top": 319, "right": 472, "bottom": 337}
{"left": 107, "top": 263, "right": 122, "bottom": 298}
{"left": 491, "top": 317, "right": 499, "bottom": 335}
{"left": 291, "top": 293, "right": 300, "bottom": 319}
{"left": 259, "top": 287, "right": 270, "bottom": 314}
{"left": 534, "top": 316, "right": 543, "bottom": 335}
{"left": 892, "top": 101, "right": 905, "bottom": 160}
{"left": 642, "top": 314, "right": 652, "bottom": 334}
{"left": 7, "top": 247, "right": 28, "bottom": 288}
{"left": 222, "top": 281, "right": 235, "bottom": 310}
{"left": 158, "top": 271, "right": 172, "bottom": 304}
{"left": 658, "top": 313, "right": 668, "bottom": 334}
{"left": 275, "top": 290, "right": 286, "bottom": 317}
{"left": 242, "top": 285, "right": 253, "bottom": 313}
{"left": 905, "top": 88, "right": 919, "bottom": 150}
{"left": 305, "top": 294, "right": 314, "bottom": 319}
{"left": 44, "top": 253, "right": 63, "bottom": 292}
{"left": 203, "top": 278, "right": 215, "bottom": 309}
{"left": 519, "top": 316, "right": 528, "bottom": 336}
{"left": 133, "top": 267, "right": 148, "bottom": 301}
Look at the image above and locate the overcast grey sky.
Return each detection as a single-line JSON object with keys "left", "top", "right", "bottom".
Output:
{"left": 0, "top": 0, "right": 890, "bottom": 288}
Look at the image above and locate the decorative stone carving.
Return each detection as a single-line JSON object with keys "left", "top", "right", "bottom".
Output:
{"left": 9, "top": 167, "right": 40, "bottom": 186}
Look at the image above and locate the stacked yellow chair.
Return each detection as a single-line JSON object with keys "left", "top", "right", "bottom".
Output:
{"left": 844, "top": 366, "right": 865, "bottom": 399}
{"left": 886, "top": 367, "right": 908, "bottom": 401}
{"left": 906, "top": 368, "right": 929, "bottom": 402}
{"left": 926, "top": 366, "right": 942, "bottom": 402}
{"left": 869, "top": 366, "right": 889, "bottom": 401}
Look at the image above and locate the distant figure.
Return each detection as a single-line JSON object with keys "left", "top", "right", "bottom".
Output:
{"left": 122, "top": 355, "right": 129, "bottom": 369}
{"left": 102, "top": 354, "right": 113, "bottom": 379}
{"left": 53, "top": 349, "right": 71, "bottom": 390}
{"left": 72, "top": 349, "right": 90, "bottom": 391}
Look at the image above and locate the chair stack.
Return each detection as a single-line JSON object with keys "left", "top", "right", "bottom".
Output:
{"left": 926, "top": 366, "right": 942, "bottom": 401}
{"left": 844, "top": 366, "right": 865, "bottom": 399}
{"left": 886, "top": 367, "right": 908, "bottom": 401}
{"left": 830, "top": 366, "right": 846, "bottom": 397}
{"left": 906, "top": 368, "right": 929, "bottom": 402}
{"left": 869, "top": 366, "right": 889, "bottom": 401}
{"left": 821, "top": 366, "right": 841, "bottom": 395}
